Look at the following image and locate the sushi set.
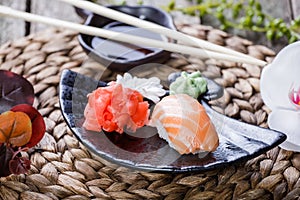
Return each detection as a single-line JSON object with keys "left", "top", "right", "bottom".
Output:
{"left": 59, "top": 69, "right": 286, "bottom": 172}
{"left": 2, "top": 0, "right": 300, "bottom": 198}
{"left": 0, "top": 0, "right": 288, "bottom": 173}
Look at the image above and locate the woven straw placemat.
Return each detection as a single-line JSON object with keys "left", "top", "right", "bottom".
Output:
{"left": 0, "top": 23, "right": 299, "bottom": 200}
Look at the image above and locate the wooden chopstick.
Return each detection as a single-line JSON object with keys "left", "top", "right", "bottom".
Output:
{"left": 0, "top": 5, "right": 266, "bottom": 66}
{"left": 60, "top": 0, "right": 267, "bottom": 66}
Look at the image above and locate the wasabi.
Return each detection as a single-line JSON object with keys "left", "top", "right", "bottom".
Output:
{"left": 169, "top": 71, "right": 207, "bottom": 99}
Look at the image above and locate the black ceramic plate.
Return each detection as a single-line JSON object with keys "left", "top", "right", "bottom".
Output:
{"left": 78, "top": 5, "right": 176, "bottom": 72}
{"left": 59, "top": 70, "right": 286, "bottom": 173}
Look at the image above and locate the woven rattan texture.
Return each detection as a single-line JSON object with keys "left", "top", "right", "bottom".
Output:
{"left": 0, "top": 24, "right": 299, "bottom": 200}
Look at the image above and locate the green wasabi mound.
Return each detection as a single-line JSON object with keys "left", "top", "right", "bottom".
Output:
{"left": 169, "top": 71, "right": 207, "bottom": 99}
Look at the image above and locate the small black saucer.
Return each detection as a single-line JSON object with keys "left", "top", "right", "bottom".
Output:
{"left": 78, "top": 5, "right": 176, "bottom": 72}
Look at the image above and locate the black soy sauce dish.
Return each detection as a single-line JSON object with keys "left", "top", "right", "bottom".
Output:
{"left": 59, "top": 69, "right": 287, "bottom": 173}
{"left": 78, "top": 5, "right": 177, "bottom": 72}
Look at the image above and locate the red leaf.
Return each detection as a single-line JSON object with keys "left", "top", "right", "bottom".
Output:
{"left": 9, "top": 156, "right": 31, "bottom": 175}
{"left": 0, "top": 70, "right": 34, "bottom": 114}
{"left": 11, "top": 104, "right": 45, "bottom": 148}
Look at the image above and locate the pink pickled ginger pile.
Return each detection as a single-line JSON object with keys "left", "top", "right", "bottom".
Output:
{"left": 83, "top": 83, "right": 149, "bottom": 133}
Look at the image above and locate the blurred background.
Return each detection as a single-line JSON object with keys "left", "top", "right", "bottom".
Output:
{"left": 0, "top": 0, "right": 299, "bottom": 52}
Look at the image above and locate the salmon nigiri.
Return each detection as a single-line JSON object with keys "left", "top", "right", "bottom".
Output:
{"left": 149, "top": 94, "right": 219, "bottom": 154}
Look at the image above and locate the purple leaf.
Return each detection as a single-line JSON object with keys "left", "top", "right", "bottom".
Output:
{"left": 0, "top": 70, "right": 34, "bottom": 114}
{"left": 9, "top": 156, "right": 31, "bottom": 175}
